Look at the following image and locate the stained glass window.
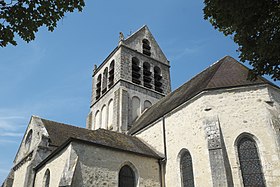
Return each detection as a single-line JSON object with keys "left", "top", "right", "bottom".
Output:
{"left": 238, "top": 137, "right": 266, "bottom": 187}
{"left": 180, "top": 150, "right": 195, "bottom": 187}
{"left": 119, "top": 165, "right": 135, "bottom": 187}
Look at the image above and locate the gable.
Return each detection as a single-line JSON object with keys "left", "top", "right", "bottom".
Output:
{"left": 122, "top": 25, "right": 169, "bottom": 64}
{"left": 13, "top": 116, "right": 48, "bottom": 165}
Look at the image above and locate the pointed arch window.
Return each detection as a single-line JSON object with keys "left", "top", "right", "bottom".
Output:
{"left": 109, "top": 60, "right": 115, "bottom": 88}
{"left": 180, "top": 150, "right": 195, "bottom": 187}
{"left": 118, "top": 165, "right": 136, "bottom": 187}
{"left": 132, "top": 57, "right": 141, "bottom": 85}
{"left": 142, "top": 39, "right": 151, "bottom": 56}
{"left": 237, "top": 137, "right": 265, "bottom": 187}
{"left": 43, "top": 169, "right": 50, "bottom": 187}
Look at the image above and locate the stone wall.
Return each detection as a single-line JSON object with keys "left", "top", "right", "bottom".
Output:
{"left": 34, "top": 144, "right": 72, "bottom": 187}
{"left": 71, "top": 142, "right": 161, "bottom": 187}
{"left": 136, "top": 85, "right": 280, "bottom": 186}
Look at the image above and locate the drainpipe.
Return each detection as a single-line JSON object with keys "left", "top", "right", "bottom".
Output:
{"left": 159, "top": 116, "right": 167, "bottom": 187}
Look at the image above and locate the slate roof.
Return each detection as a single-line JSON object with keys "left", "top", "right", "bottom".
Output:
{"left": 128, "top": 56, "right": 275, "bottom": 134}
{"left": 40, "top": 118, "right": 160, "bottom": 158}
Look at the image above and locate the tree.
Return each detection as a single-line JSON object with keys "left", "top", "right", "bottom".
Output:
{"left": 0, "top": 0, "right": 85, "bottom": 47}
{"left": 204, "top": 0, "right": 280, "bottom": 80}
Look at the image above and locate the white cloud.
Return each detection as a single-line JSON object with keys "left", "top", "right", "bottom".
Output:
{"left": 0, "top": 132, "right": 23, "bottom": 137}
{"left": 0, "top": 139, "right": 18, "bottom": 144}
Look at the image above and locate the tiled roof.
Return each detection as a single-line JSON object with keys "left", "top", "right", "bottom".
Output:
{"left": 40, "top": 118, "right": 160, "bottom": 158}
{"left": 128, "top": 56, "right": 275, "bottom": 134}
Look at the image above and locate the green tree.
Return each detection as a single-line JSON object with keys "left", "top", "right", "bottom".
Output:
{"left": 204, "top": 0, "right": 280, "bottom": 80}
{"left": 0, "top": 0, "right": 85, "bottom": 47}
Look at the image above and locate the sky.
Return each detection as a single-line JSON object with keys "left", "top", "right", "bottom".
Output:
{"left": 0, "top": 0, "right": 279, "bottom": 184}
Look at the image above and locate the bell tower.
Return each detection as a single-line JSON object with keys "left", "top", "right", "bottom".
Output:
{"left": 86, "top": 25, "right": 171, "bottom": 132}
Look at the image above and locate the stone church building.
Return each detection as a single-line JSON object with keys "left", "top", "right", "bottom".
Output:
{"left": 2, "top": 26, "right": 280, "bottom": 187}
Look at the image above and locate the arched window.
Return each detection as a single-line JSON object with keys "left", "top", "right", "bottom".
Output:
{"left": 96, "top": 74, "right": 102, "bottom": 99}
{"left": 109, "top": 60, "right": 115, "bottom": 88}
{"left": 101, "top": 105, "right": 107, "bottom": 129}
{"left": 118, "top": 165, "right": 136, "bottom": 187}
{"left": 143, "top": 100, "right": 152, "bottom": 111}
{"left": 142, "top": 39, "right": 151, "bottom": 56}
{"left": 95, "top": 110, "right": 100, "bottom": 129}
{"left": 25, "top": 129, "right": 33, "bottom": 151}
{"left": 143, "top": 62, "right": 152, "bottom": 88}
{"left": 180, "top": 150, "right": 195, "bottom": 187}
{"left": 102, "top": 68, "right": 108, "bottom": 94}
{"left": 108, "top": 99, "right": 114, "bottom": 130}
{"left": 132, "top": 57, "right": 141, "bottom": 85}
{"left": 237, "top": 137, "right": 265, "bottom": 187}
{"left": 42, "top": 169, "right": 50, "bottom": 187}
{"left": 154, "top": 66, "right": 163, "bottom": 93}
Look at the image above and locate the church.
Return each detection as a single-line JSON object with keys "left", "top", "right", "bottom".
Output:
{"left": 2, "top": 25, "right": 280, "bottom": 187}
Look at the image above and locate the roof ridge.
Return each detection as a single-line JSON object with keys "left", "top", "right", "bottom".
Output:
{"left": 205, "top": 56, "right": 228, "bottom": 88}
{"left": 124, "top": 25, "right": 147, "bottom": 42}
{"left": 39, "top": 117, "right": 88, "bottom": 131}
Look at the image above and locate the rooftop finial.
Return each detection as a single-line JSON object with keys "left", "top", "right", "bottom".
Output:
{"left": 93, "top": 64, "right": 97, "bottom": 74}
{"left": 119, "top": 32, "right": 124, "bottom": 46}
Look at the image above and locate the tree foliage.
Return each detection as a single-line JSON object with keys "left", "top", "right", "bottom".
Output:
{"left": 204, "top": 0, "right": 280, "bottom": 80}
{"left": 0, "top": 0, "right": 85, "bottom": 47}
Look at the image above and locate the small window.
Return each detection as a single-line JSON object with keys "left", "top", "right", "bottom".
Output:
{"left": 25, "top": 130, "right": 33, "bottom": 151}
{"left": 154, "top": 66, "right": 163, "bottom": 93}
{"left": 119, "top": 165, "right": 136, "bottom": 187}
{"left": 143, "top": 62, "right": 152, "bottom": 89}
{"left": 142, "top": 39, "right": 151, "bottom": 56}
{"left": 43, "top": 169, "right": 50, "bottom": 187}
{"left": 180, "top": 150, "right": 195, "bottom": 187}
{"left": 96, "top": 74, "right": 102, "bottom": 99}
{"left": 132, "top": 57, "right": 141, "bottom": 85}
{"left": 108, "top": 60, "right": 115, "bottom": 88}
{"left": 237, "top": 137, "right": 265, "bottom": 187}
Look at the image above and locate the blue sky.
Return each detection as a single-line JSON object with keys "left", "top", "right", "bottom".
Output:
{"left": 0, "top": 0, "right": 279, "bottom": 183}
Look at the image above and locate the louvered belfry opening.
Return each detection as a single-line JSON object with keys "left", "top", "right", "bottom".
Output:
{"left": 154, "top": 66, "right": 163, "bottom": 93}
{"left": 102, "top": 68, "right": 108, "bottom": 94}
{"left": 142, "top": 39, "right": 151, "bottom": 56}
{"left": 143, "top": 62, "right": 152, "bottom": 88}
{"left": 238, "top": 137, "right": 266, "bottom": 187}
{"left": 132, "top": 57, "right": 141, "bottom": 85}
{"left": 108, "top": 60, "right": 115, "bottom": 88}
{"left": 96, "top": 74, "right": 102, "bottom": 99}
